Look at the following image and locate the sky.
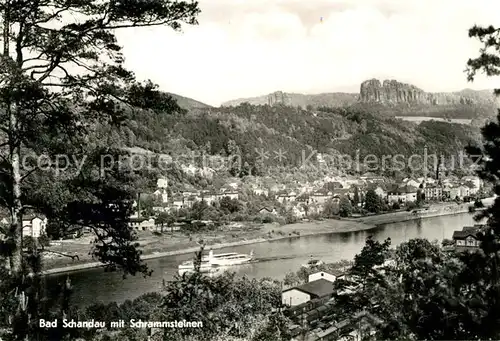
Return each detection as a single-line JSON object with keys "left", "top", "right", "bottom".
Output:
{"left": 115, "top": 0, "right": 500, "bottom": 106}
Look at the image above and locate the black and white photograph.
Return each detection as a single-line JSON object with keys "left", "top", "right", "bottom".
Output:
{"left": 0, "top": 0, "right": 500, "bottom": 340}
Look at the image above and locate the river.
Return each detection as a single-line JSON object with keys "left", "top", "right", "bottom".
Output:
{"left": 46, "top": 212, "right": 479, "bottom": 308}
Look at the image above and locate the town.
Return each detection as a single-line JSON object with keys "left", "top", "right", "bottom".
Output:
{"left": 9, "top": 171, "right": 487, "bottom": 240}
{"left": 125, "top": 171, "right": 487, "bottom": 233}
{"left": 2, "top": 0, "right": 500, "bottom": 340}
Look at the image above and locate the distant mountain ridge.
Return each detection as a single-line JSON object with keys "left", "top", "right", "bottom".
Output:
{"left": 166, "top": 92, "right": 212, "bottom": 110}
{"left": 222, "top": 91, "right": 359, "bottom": 108}
{"left": 220, "top": 79, "right": 499, "bottom": 119}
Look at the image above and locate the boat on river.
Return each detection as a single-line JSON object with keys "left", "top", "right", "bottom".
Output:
{"left": 178, "top": 259, "right": 213, "bottom": 275}
{"left": 301, "top": 257, "right": 324, "bottom": 268}
{"left": 207, "top": 250, "right": 254, "bottom": 266}
{"left": 177, "top": 250, "right": 254, "bottom": 275}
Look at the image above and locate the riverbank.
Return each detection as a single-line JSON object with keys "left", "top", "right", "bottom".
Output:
{"left": 349, "top": 202, "right": 480, "bottom": 226}
{"left": 356, "top": 198, "right": 493, "bottom": 226}
{"left": 42, "top": 200, "right": 489, "bottom": 276}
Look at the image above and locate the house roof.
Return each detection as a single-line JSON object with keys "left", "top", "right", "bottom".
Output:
{"left": 402, "top": 185, "right": 418, "bottom": 193}
{"left": 277, "top": 191, "right": 296, "bottom": 197}
{"left": 461, "top": 176, "right": 478, "bottom": 180}
{"left": 452, "top": 230, "right": 480, "bottom": 240}
{"left": 129, "top": 217, "right": 153, "bottom": 223}
{"left": 389, "top": 184, "right": 418, "bottom": 194}
{"left": 22, "top": 214, "right": 45, "bottom": 221}
{"left": 424, "top": 183, "right": 438, "bottom": 188}
{"left": 452, "top": 224, "right": 487, "bottom": 240}
{"left": 283, "top": 279, "right": 335, "bottom": 298}
{"left": 463, "top": 225, "right": 481, "bottom": 232}
{"left": 332, "top": 188, "right": 350, "bottom": 195}
{"left": 367, "top": 183, "right": 387, "bottom": 191}
{"left": 315, "top": 310, "right": 384, "bottom": 339}
{"left": 312, "top": 190, "right": 332, "bottom": 196}
{"left": 324, "top": 181, "right": 343, "bottom": 189}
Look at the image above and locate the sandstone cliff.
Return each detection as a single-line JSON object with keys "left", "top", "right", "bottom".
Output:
{"left": 359, "top": 78, "right": 482, "bottom": 106}
{"left": 267, "top": 91, "right": 291, "bottom": 106}
{"left": 221, "top": 79, "right": 497, "bottom": 119}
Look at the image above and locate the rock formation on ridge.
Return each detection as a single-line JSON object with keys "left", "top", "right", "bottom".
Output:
{"left": 359, "top": 78, "right": 476, "bottom": 106}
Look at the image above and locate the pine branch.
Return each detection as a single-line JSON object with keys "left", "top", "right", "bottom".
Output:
{"left": 38, "top": 249, "right": 79, "bottom": 261}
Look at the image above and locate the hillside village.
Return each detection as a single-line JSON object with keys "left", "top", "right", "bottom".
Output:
{"left": 125, "top": 171, "right": 487, "bottom": 233}
{"left": 0, "top": 170, "right": 486, "bottom": 242}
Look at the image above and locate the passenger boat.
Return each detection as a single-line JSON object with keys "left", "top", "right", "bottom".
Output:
{"left": 207, "top": 250, "right": 254, "bottom": 266}
{"left": 178, "top": 259, "right": 213, "bottom": 275}
{"left": 177, "top": 250, "right": 254, "bottom": 275}
{"left": 301, "top": 257, "right": 324, "bottom": 268}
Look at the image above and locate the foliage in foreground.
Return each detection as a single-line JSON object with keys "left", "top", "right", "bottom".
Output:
{"left": 0, "top": 0, "right": 200, "bottom": 339}
{"left": 330, "top": 234, "right": 500, "bottom": 340}
{"left": 72, "top": 269, "right": 290, "bottom": 341}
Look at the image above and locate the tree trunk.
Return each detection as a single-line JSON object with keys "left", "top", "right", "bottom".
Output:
{"left": 3, "top": 2, "right": 23, "bottom": 274}
{"left": 9, "top": 143, "right": 23, "bottom": 273}
{"left": 9, "top": 101, "right": 23, "bottom": 274}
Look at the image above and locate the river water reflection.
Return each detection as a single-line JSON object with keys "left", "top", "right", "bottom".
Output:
{"left": 47, "top": 212, "right": 479, "bottom": 308}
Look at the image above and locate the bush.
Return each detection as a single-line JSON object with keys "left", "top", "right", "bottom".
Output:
{"left": 276, "top": 217, "right": 286, "bottom": 225}
{"left": 285, "top": 214, "right": 298, "bottom": 224}
{"left": 253, "top": 216, "right": 263, "bottom": 223}
{"left": 392, "top": 202, "right": 401, "bottom": 210}
{"left": 468, "top": 205, "right": 475, "bottom": 213}
{"left": 406, "top": 202, "right": 417, "bottom": 211}
{"left": 38, "top": 234, "right": 51, "bottom": 247}
{"left": 232, "top": 214, "right": 250, "bottom": 221}
{"left": 262, "top": 215, "right": 274, "bottom": 223}
{"left": 442, "top": 238, "right": 455, "bottom": 247}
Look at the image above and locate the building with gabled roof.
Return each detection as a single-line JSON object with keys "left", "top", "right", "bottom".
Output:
{"left": 282, "top": 279, "right": 335, "bottom": 307}
{"left": 452, "top": 224, "right": 486, "bottom": 249}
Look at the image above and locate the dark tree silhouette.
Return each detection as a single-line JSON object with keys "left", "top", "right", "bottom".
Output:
{"left": 0, "top": 0, "right": 200, "bottom": 339}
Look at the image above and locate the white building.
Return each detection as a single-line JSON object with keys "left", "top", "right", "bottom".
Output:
{"left": 154, "top": 189, "right": 168, "bottom": 204}
{"left": 129, "top": 218, "right": 156, "bottom": 231}
{"left": 424, "top": 185, "right": 443, "bottom": 200}
{"left": 253, "top": 188, "right": 269, "bottom": 196}
{"left": 308, "top": 271, "right": 337, "bottom": 283}
{"left": 219, "top": 191, "right": 239, "bottom": 200}
{"left": 388, "top": 185, "right": 418, "bottom": 204}
{"left": 406, "top": 179, "right": 421, "bottom": 188}
{"left": 22, "top": 215, "right": 47, "bottom": 238}
{"left": 157, "top": 178, "right": 168, "bottom": 188}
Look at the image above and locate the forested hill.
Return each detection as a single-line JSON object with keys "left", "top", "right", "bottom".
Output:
{"left": 166, "top": 93, "right": 212, "bottom": 110}
{"left": 105, "top": 101, "right": 483, "bottom": 188}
